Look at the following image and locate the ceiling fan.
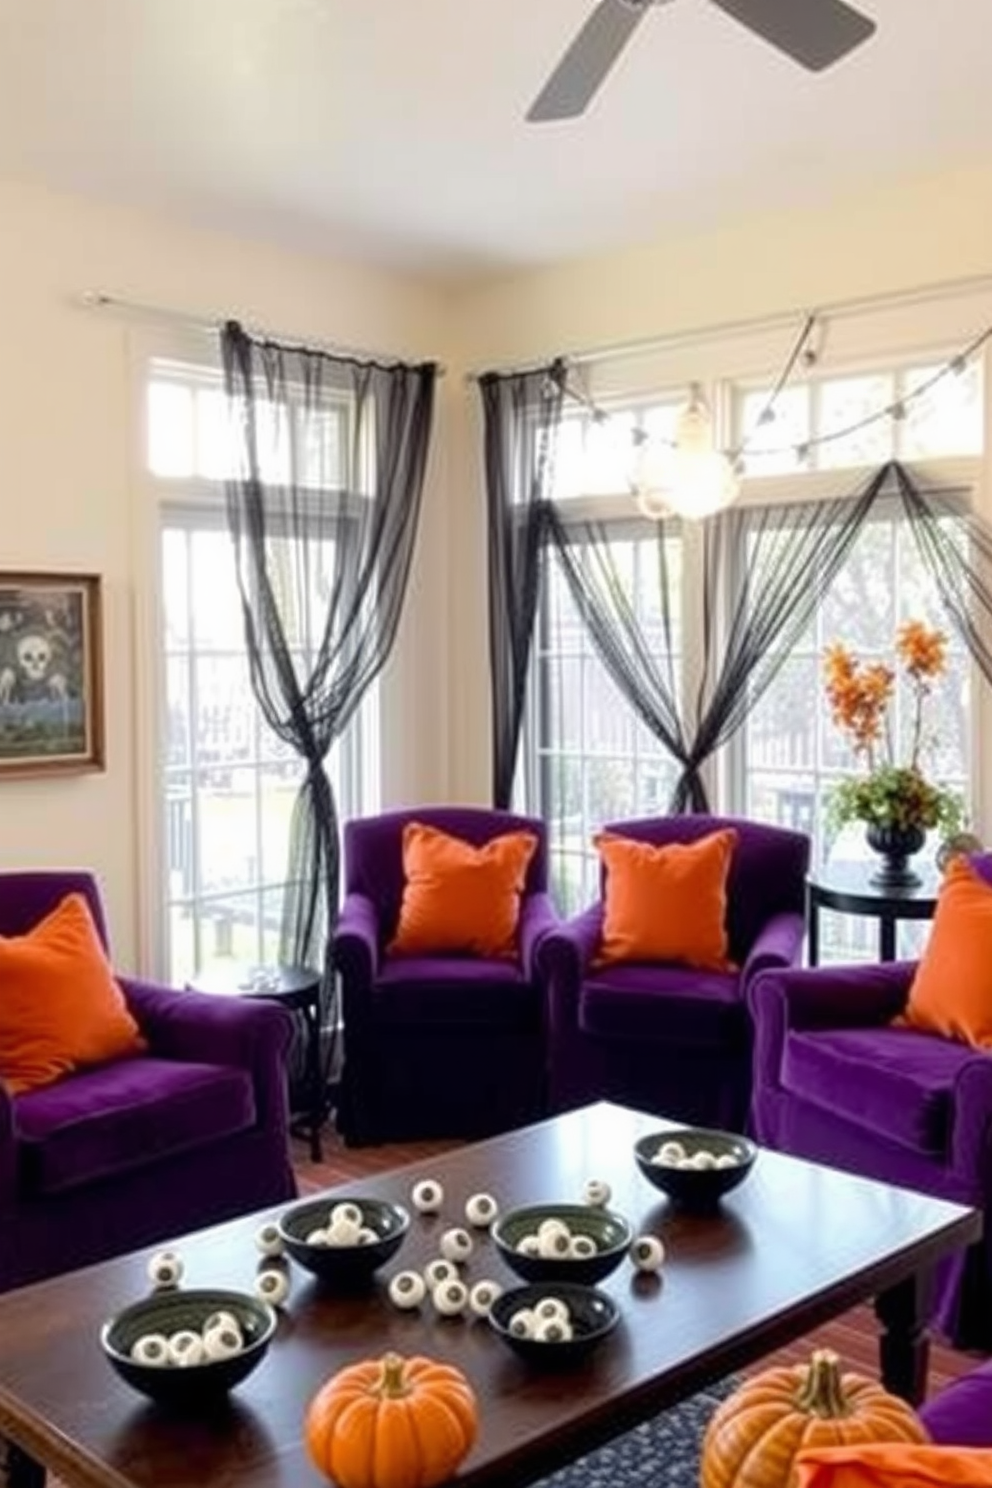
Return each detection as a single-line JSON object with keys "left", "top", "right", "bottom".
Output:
{"left": 526, "top": 0, "right": 877, "bottom": 122}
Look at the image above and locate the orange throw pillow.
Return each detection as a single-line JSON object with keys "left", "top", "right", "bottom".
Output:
{"left": 594, "top": 828, "right": 737, "bottom": 970}
{"left": 388, "top": 822, "right": 538, "bottom": 959}
{"left": 901, "top": 857, "right": 992, "bottom": 1048}
{"left": 0, "top": 893, "right": 146, "bottom": 1095}
{"left": 796, "top": 1443, "right": 992, "bottom": 1487}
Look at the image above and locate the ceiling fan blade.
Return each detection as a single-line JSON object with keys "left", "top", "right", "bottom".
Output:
{"left": 527, "top": 0, "right": 652, "bottom": 122}
{"left": 708, "top": 0, "right": 875, "bottom": 71}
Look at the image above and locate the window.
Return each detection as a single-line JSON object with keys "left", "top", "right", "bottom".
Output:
{"left": 148, "top": 359, "right": 376, "bottom": 985}
{"left": 532, "top": 528, "right": 683, "bottom": 914}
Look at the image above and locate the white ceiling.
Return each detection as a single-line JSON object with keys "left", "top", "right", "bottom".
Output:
{"left": 1, "top": 0, "right": 991, "bottom": 282}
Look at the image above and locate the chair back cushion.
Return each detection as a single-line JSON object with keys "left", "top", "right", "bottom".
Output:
{"left": 0, "top": 892, "right": 146, "bottom": 1095}
{"left": 601, "top": 816, "right": 809, "bottom": 961}
{"left": 0, "top": 870, "right": 109, "bottom": 946}
{"left": 344, "top": 808, "right": 548, "bottom": 942}
{"left": 594, "top": 827, "right": 736, "bottom": 969}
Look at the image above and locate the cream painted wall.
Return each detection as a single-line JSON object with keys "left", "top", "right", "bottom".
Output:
{"left": 446, "top": 161, "right": 992, "bottom": 805}
{"left": 0, "top": 178, "right": 448, "bottom": 970}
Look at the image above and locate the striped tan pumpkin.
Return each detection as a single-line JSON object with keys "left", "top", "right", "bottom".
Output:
{"left": 700, "top": 1349, "right": 929, "bottom": 1488}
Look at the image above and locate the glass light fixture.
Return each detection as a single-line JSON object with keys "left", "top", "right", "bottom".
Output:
{"left": 632, "top": 383, "right": 740, "bottom": 520}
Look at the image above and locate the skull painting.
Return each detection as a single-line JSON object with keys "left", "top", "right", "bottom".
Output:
{"left": 17, "top": 633, "right": 52, "bottom": 682}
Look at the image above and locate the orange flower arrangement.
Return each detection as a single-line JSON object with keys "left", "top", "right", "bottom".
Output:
{"left": 824, "top": 622, "right": 962, "bottom": 839}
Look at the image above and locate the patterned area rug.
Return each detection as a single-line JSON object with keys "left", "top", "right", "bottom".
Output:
{"left": 4, "top": 1379, "right": 735, "bottom": 1488}
{"left": 536, "top": 1376, "right": 736, "bottom": 1488}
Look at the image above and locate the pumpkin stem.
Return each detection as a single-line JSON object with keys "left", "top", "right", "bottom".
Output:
{"left": 795, "top": 1349, "right": 852, "bottom": 1418}
{"left": 377, "top": 1353, "right": 412, "bottom": 1399}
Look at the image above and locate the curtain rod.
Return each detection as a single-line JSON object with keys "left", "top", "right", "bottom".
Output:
{"left": 76, "top": 289, "right": 447, "bottom": 375}
{"left": 464, "top": 269, "right": 992, "bottom": 382}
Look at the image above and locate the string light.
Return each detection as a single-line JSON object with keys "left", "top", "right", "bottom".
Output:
{"left": 557, "top": 319, "right": 991, "bottom": 514}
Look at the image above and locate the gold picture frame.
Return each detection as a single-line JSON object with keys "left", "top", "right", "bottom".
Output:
{"left": 0, "top": 572, "right": 105, "bottom": 776}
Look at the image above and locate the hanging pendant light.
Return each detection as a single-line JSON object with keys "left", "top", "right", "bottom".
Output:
{"left": 633, "top": 383, "right": 740, "bottom": 520}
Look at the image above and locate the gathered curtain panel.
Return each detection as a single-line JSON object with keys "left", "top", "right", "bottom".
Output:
{"left": 221, "top": 321, "right": 437, "bottom": 986}
{"left": 495, "top": 445, "right": 991, "bottom": 815}
{"left": 479, "top": 360, "right": 566, "bottom": 807}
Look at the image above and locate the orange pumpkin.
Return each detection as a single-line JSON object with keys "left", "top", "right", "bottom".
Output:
{"left": 305, "top": 1351, "right": 479, "bottom": 1488}
{"left": 701, "top": 1349, "right": 928, "bottom": 1488}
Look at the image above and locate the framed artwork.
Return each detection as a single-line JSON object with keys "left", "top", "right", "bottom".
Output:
{"left": 0, "top": 573, "right": 105, "bottom": 776}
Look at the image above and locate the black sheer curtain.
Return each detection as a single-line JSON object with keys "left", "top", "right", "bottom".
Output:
{"left": 480, "top": 361, "right": 565, "bottom": 807}
{"left": 222, "top": 322, "right": 437, "bottom": 979}
{"left": 545, "top": 507, "right": 694, "bottom": 799}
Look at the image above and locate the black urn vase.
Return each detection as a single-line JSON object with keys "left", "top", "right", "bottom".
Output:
{"left": 865, "top": 822, "right": 927, "bottom": 888}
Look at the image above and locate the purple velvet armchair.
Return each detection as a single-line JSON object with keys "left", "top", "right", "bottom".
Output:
{"left": 540, "top": 816, "right": 810, "bottom": 1132}
{"left": 332, "top": 808, "right": 557, "bottom": 1145}
{"left": 0, "top": 872, "right": 297, "bottom": 1294}
{"left": 749, "top": 956, "right": 992, "bottom": 1349}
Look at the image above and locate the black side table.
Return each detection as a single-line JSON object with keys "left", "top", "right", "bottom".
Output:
{"left": 805, "top": 861, "right": 940, "bottom": 965}
{"left": 187, "top": 963, "right": 325, "bottom": 1162}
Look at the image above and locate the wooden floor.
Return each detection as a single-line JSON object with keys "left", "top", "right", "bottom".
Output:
{"left": 292, "top": 1129, "right": 985, "bottom": 1396}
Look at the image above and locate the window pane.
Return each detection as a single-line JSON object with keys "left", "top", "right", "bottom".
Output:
{"left": 737, "top": 387, "right": 810, "bottom": 476}
{"left": 195, "top": 767, "right": 257, "bottom": 897}
{"left": 164, "top": 657, "right": 191, "bottom": 770}
{"left": 148, "top": 382, "right": 194, "bottom": 477}
{"left": 900, "top": 360, "right": 983, "bottom": 458}
{"left": 817, "top": 374, "right": 894, "bottom": 469}
{"left": 260, "top": 761, "right": 304, "bottom": 884}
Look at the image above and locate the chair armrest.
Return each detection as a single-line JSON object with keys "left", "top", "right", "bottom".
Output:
{"left": 539, "top": 904, "right": 604, "bottom": 1035}
{"left": 749, "top": 961, "right": 915, "bottom": 1097}
{"left": 0, "top": 1084, "right": 15, "bottom": 1205}
{"left": 741, "top": 910, "right": 806, "bottom": 986}
{"left": 952, "top": 1056, "right": 992, "bottom": 1182}
{"left": 518, "top": 892, "right": 559, "bottom": 981}
{"left": 333, "top": 892, "right": 381, "bottom": 986}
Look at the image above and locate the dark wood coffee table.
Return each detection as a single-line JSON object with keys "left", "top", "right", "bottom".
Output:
{"left": 0, "top": 1102, "right": 980, "bottom": 1488}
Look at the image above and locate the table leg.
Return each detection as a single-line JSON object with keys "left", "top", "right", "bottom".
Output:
{"left": 302, "top": 993, "right": 324, "bottom": 1164}
{"left": 879, "top": 914, "right": 897, "bottom": 962}
{"left": 874, "top": 1270, "right": 931, "bottom": 1404}
{"left": 6, "top": 1442, "right": 46, "bottom": 1488}
{"left": 806, "top": 883, "right": 819, "bottom": 967}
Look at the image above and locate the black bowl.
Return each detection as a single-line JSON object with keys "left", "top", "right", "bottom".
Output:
{"left": 489, "top": 1282, "right": 619, "bottom": 1367}
{"left": 277, "top": 1195, "right": 409, "bottom": 1285}
{"left": 634, "top": 1127, "right": 757, "bottom": 1210}
{"left": 491, "top": 1203, "right": 631, "bottom": 1285}
{"left": 101, "top": 1287, "right": 276, "bottom": 1405}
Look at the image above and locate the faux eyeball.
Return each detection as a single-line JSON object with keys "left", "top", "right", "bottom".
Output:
{"left": 465, "top": 1192, "right": 498, "bottom": 1227}
{"left": 356, "top": 1226, "right": 379, "bottom": 1245}
{"left": 423, "top": 1257, "right": 459, "bottom": 1291}
{"left": 516, "top": 1234, "right": 541, "bottom": 1257}
{"left": 715, "top": 1153, "right": 739, "bottom": 1170}
{"left": 439, "top": 1227, "right": 474, "bottom": 1263}
{"left": 326, "top": 1218, "right": 363, "bottom": 1247}
{"left": 305, "top": 1227, "right": 330, "bottom": 1246}
{"left": 537, "top": 1228, "right": 573, "bottom": 1259}
{"left": 147, "top": 1250, "right": 183, "bottom": 1288}
{"left": 468, "top": 1279, "right": 503, "bottom": 1317}
{"left": 131, "top": 1332, "right": 170, "bottom": 1366}
{"left": 630, "top": 1234, "right": 666, "bottom": 1272}
{"left": 569, "top": 1234, "right": 598, "bottom": 1259}
{"left": 330, "top": 1201, "right": 364, "bottom": 1229}
{"left": 389, "top": 1270, "right": 427, "bottom": 1309}
{"left": 167, "top": 1329, "right": 205, "bottom": 1367}
{"left": 677, "top": 1157, "right": 697, "bottom": 1170}
{"left": 432, "top": 1278, "right": 469, "bottom": 1317}
{"left": 582, "top": 1178, "right": 612, "bottom": 1207}
{"left": 202, "top": 1309, "right": 241, "bottom": 1339}
{"left": 254, "top": 1222, "right": 284, "bottom": 1257}
{"left": 692, "top": 1150, "right": 719, "bottom": 1170}
{"left": 537, "top": 1218, "right": 570, "bottom": 1242}
{"left": 202, "top": 1323, "right": 243, "bottom": 1361}
{"left": 506, "top": 1307, "right": 537, "bottom": 1339}
{"left": 255, "top": 1267, "right": 291, "bottom": 1306}
{"left": 534, "top": 1316, "right": 574, "bottom": 1344}
{"left": 655, "top": 1141, "right": 687, "bottom": 1167}
{"left": 532, "top": 1295, "right": 570, "bottom": 1324}
{"left": 412, "top": 1179, "right": 444, "bottom": 1214}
